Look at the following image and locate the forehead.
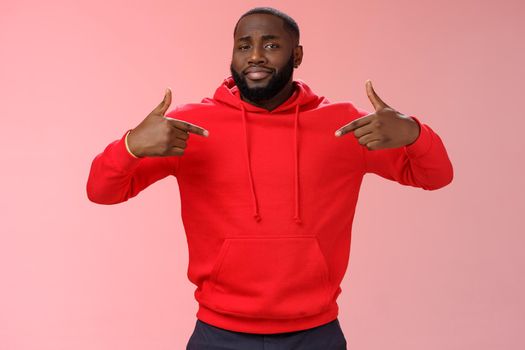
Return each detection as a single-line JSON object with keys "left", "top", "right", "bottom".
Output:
{"left": 235, "top": 13, "right": 290, "bottom": 40}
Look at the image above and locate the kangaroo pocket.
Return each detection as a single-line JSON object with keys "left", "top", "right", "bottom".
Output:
{"left": 200, "top": 235, "right": 332, "bottom": 319}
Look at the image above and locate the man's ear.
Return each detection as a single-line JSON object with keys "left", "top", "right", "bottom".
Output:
{"left": 294, "top": 45, "right": 303, "bottom": 68}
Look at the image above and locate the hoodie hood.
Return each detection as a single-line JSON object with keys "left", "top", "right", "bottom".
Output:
{"left": 212, "top": 75, "right": 328, "bottom": 224}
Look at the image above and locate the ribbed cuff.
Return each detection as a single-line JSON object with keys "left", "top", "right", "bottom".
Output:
{"left": 404, "top": 116, "right": 434, "bottom": 158}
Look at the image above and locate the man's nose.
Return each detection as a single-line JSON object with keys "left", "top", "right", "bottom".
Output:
{"left": 248, "top": 46, "right": 267, "bottom": 65}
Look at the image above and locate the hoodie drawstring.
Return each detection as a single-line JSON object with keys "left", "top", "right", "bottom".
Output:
{"left": 240, "top": 104, "right": 261, "bottom": 222}
{"left": 292, "top": 104, "right": 302, "bottom": 224}
{"left": 240, "top": 104, "right": 302, "bottom": 224}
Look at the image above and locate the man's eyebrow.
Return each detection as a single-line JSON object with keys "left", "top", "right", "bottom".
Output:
{"left": 237, "top": 34, "right": 281, "bottom": 42}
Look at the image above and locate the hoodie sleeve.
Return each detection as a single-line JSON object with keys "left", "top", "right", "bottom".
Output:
{"left": 361, "top": 115, "right": 453, "bottom": 190}
{"left": 86, "top": 129, "right": 180, "bottom": 204}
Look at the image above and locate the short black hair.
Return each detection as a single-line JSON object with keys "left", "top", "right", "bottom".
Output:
{"left": 233, "top": 7, "right": 300, "bottom": 45}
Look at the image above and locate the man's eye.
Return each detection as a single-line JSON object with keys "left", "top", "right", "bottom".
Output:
{"left": 266, "top": 43, "right": 279, "bottom": 49}
{"left": 239, "top": 45, "right": 249, "bottom": 50}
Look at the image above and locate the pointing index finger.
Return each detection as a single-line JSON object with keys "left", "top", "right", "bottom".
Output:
{"left": 335, "top": 113, "right": 374, "bottom": 137}
{"left": 164, "top": 117, "right": 209, "bottom": 137}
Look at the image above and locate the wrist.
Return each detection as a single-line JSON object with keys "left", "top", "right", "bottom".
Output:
{"left": 125, "top": 130, "right": 142, "bottom": 158}
{"left": 405, "top": 116, "right": 421, "bottom": 146}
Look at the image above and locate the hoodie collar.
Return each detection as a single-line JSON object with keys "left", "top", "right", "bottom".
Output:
{"left": 213, "top": 76, "right": 326, "bottom": 224}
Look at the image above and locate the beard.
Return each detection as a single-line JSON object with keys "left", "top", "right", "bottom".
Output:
{"left": 230, "top": 53, "right": 295, "bottom": 103}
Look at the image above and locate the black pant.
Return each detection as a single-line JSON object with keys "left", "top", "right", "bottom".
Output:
{"left": 186, "top": 318, "right": 347, "bottom": 350}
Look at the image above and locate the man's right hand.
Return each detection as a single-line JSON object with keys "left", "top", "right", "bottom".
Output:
{"left": 127, "top": 88, "right": 209, "bottom": 157}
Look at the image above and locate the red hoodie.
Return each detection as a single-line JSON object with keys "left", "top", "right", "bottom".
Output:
{"left": 87, "top": 76, "right": 453, "bottom": 334}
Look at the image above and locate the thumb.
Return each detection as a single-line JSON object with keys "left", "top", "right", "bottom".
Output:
{"left": 366, "top": 80, "right": 389, "bottom": 111}
{"left": 156, "top": 88, "right": 172, "bottom": 115}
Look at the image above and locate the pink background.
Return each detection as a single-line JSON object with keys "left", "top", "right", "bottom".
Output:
{"left": 1, "top": 0, "right": 523, "bottom": 349}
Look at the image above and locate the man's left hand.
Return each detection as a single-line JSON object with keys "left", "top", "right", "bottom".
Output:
{"left": 335, "top": 80, "right": 420, "bottom": 150}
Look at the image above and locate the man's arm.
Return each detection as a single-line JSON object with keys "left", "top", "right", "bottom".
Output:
{"left": 86, "top": 88, "right": 209, "bottom": 205}
{"left": 86, "top": 129, "right": 179, "bottom": 204}
{"left": 335, "top": 80, "right": 453, "bottom": 190}
{"left": 360, "top": 115, "right": 453, "bottom": 190}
